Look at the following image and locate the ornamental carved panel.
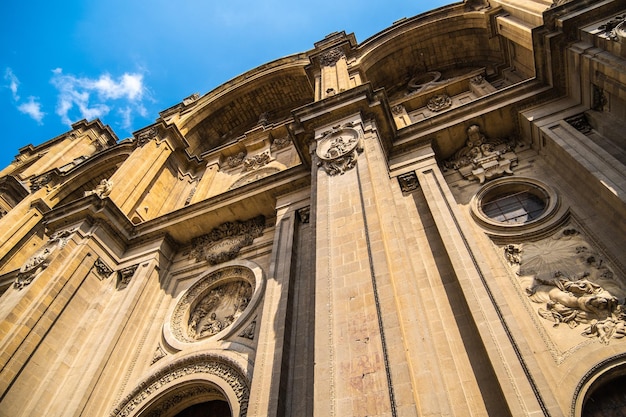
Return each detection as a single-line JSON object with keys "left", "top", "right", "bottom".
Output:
{"left": 315, "top": 123, "right": 363, "bottom": 176}
{"left": 504, "top": 227, "right": 626, "bottom": 350}
{"left": 168, "top": 265, "right": 263, "bottom": 345}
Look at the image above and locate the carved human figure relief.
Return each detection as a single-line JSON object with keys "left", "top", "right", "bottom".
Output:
{"left": 505, "top": 228, "right": 626, "bottom": 345}
{"left": 444, "top": 124, "right": 517, "bottom": 183}
{"left": 187, "top": 281, "right": 253, "bottom": 340}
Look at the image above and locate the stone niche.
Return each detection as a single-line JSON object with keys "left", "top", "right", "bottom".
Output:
{"left": 164, "top": 262, "right": 264, "bottom": 350}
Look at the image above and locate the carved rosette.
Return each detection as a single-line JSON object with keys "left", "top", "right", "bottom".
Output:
{"left": 427, "top": 94, "right": 452, "bottom": 112}
{"left": 507, "top": 227, "right": 626, "bottom": 345}
{"left": 316, "top": 124, "right": 363, "bottom": 176}
{"left": 189, "top": 216, "right": 265, "bottom": 265}
{"left": 14, "top": 228, "right": 75, "bottom": 289}
{"left": 170, "top": 266, "right": 259, "bottom": 343}
{"left": 110, "top": 354, "right": 250, "bottom": 417}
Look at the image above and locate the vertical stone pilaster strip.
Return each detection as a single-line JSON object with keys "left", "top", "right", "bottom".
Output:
{"left": 416, "top": 161, "right": 555, "bottom": 417}
{"left": 248, "top": 202, "right": 297, "bottom": 417}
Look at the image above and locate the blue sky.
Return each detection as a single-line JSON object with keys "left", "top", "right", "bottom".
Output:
{"left": 1, "top": 0, "right": 452, "bottom": 169}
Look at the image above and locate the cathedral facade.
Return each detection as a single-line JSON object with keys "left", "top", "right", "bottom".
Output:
{"left": 1, "top": 0, "right": 626, "bottom": 416}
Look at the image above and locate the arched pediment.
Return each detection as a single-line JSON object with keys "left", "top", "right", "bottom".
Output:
{"left": 175, "top": 56, "right": 314, "bottom": 158}
{"left": 357, "top": 8, "right": 507, "bottom": 99}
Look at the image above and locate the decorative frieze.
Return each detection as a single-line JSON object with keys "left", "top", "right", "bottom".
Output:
{"left": 30, "top": 174, "right": 52, "bottom": 192}
{"left": 316, "top": 123, "right": 363, "bottom": 176}
{"left": 391, "top": 104, "right": 405, "bottom": 115}
{"left": 443, "top": 124, "right": 517, "bottom": 183}
{"left": 225, "top": 152, "right": 246, "bottom": 169}
{"left": 189, "top": 216, "right": 266, "bottom": 265}
{"left": 597, "top": 14, "right": 625, "bottom": 41}
{"left": 565, "top": 114, "right": 593, "bottom": 134}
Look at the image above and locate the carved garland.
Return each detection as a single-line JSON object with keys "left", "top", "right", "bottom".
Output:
{"left": 110, "top": 354, "right": 250, "bottom": 417}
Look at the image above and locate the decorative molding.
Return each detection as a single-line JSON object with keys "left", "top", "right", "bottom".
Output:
{"left": 30, "top": 174, "right": 52, "bottom": 192}
{"left": 135, "top": 126, "right": 158, "bottom": 147}
{"left": 398, "top": 173, "right": 419, "bottom": 193}
{"left": 94, "top": 257, "right": 113, "bottom": 280}
{"left": 391, "top": 104, "right": 405, "bottom": 115}
{"left": 470, "top": 75, "right": 485, "bottom": 85}
{"left": 117, "top": 264, "right": 139, "bottom": 290}
{"left": 316, "top": 123, "right": 363, "bottom": 176}
{"left": 443, "top": 124, "right": 517, "bottom": 183}
{"left": 229, "top": 167, "right": 280, "bottom": 190}
{"left": 319, "top": 48, "right": 345, "bottom": 67}
{"left": 297, "top": 207, "right": 310, "bottom": 224}
{"left": 110, "top": 354, "right": 250, "bottom": 417}
{"left": 225, "top": 152, "right": 246, "bottom": 169}
{"left": 592, "top": 85, "right": 607, "bottom": 112}
{"left": 270, "top": 136, "right": 292, "bottom": 151}
{"left": 597, "top": 14, "right": 625, "bottom": 41}
{"left": 189, "top": 216, "right": 266, "bottom": 265}
{"left": 565, "top": 114, "right": 592, "bottom": 134}
{"left": 14, "top": 228, "right": 75, "bottom": 289}
{"left": 427, "top": 94, "right": 452, "bottom": 112}
{"left": 242, "top": 151, "right": 271, "bottom": 172}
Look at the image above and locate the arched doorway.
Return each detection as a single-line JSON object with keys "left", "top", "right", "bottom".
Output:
{"left": 173, "top": 400, "right": 231, "bottom": 417}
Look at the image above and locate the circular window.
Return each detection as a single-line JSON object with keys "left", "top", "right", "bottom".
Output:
{"left": 470, "top": 178, "right": 563, "bottom": 237}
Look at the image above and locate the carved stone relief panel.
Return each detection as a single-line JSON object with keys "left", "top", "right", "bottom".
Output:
{"left": 315, "top": 122, "right": 363, "bottom": 176}
{"left": 14, "top": 228, "right": 75, "bottom": 289}
{"left": 189, "top": 216, "right": 266, "bottom": 265}
{"left": 228, "top": 167, "right": 280, "bottom": 190}
{"left": 443, "top": 124, "right": 518, "bottom": 183}
{"left": 504, "top": 227, "right": 626, "bottom": 350}
{"left": 167, "top": 264, "right": 264, "bottom": 346}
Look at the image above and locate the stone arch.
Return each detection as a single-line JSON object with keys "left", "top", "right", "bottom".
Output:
{"left": 572, "top": 353, "right": 626, "bottom": 417}
{"left": 111, "top": 354, "right": 250, "bottom": 417}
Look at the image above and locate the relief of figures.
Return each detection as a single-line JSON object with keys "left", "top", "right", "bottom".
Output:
{"left": 506, "top": 228, "right": 626, "bottom": 345}
{"left": 187, "top": 280, "right": 253, "bottom": 340}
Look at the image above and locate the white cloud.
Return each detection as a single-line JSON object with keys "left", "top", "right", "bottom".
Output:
{"left": 17, "top": 97, "right": 45, "bottom": 124}
{"left": 51, "top": 68, "right": 146, "bottom": 128}
{"left": 4, "top": 68, "right": 20, "bottom": 101}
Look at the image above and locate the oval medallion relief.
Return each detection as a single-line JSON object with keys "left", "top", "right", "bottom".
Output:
{"left": 165, "top": 262, "right": 264, "bottom": 349}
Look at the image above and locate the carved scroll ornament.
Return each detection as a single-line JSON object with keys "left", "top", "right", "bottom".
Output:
{"left": 506, "top": 228, "right": 626, "bottom": 345}
{"left": 316, "top": 124, "right": 363, "bottom": 176}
